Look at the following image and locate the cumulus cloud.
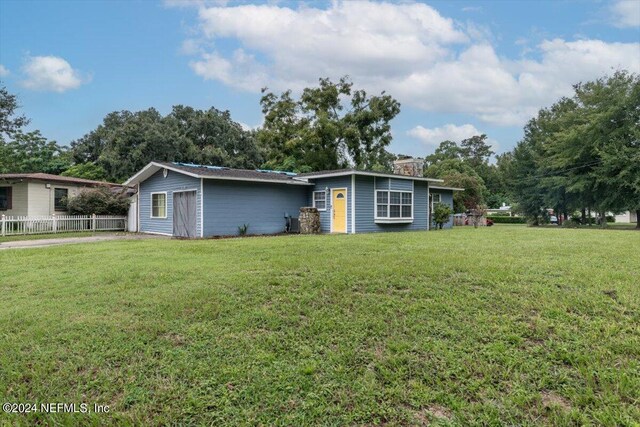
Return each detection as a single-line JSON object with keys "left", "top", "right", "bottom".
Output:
{"left": 407, "top": 123, "right": 499, "bottom": 155}
{"left": 407, "top": 124, "right": 482, "bottom": 146}
{"left": 178, "top": 1, "right": 640, "bottom": 126}
{"left": 0, "top": 65, "right": 9, "bottom": 77}
{"left": 610, "top": 0, "right": 640, "bottom": 28}
{"left": 21, "top": 55, "right": 89, "bottom": 92}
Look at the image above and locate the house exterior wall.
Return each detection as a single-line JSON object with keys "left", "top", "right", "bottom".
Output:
{"left": 27, "top": 181, "right": 86, "bottom": 216}
{"left": 430, "top": 189, "right": 455, "bottom": 229}
{"left": 0, "top": 181, "right": 29, "bottom": 216}
{"left": 307, "top": 176, "right": 353, "bottom": 233}
{"left": 614, "top": 211, "right": 638, "bottom": 223}
{"left": 139, "top": 169, "right": 201, "bottom": 236}
{"left": 354, "top": 175, "right": 429, "bottom": 233}
{"left": 202, "top": 180, "right": 308, "bottom": 236}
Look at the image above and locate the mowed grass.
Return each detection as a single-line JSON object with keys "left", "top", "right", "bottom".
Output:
{"left": 1, "top": 227, "right": 638, "bottom": 426}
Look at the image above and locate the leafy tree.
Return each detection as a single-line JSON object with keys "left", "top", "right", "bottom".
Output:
{"left": 165, "top": 105, "right": 263, "bottom": 169}
{"left": 460, "top": 134, "right": 494, "bottom": 169}
{"left": 70, "top": 106, "right": 260, "bottom": 182}
{"left": 257, "top": 77, "right": 400, "bottom": 172}
{"left": 425, "top": 140, "right": 462, "bottom": 167}
{"left": 0, "top": 130, "right": 70, "bottom": 174}
{"left": 0, "top": 86, "right": 71, "bottom": 175}
{"left": 0, "top": 85, "right": 29, "bottom": 139}
{"left": 432, "top": 203, "right": 452, "bottom": 229}
{"left": 425, "top": 158, "right": 486, "bottom": 212}
{"left": 61, "top": 163, "right": 107, "bottom": 180}
{"left": 66, "top": 186, "right": 130, "bottom": 215}
{"left": 506, "top": 70, "right": 639, "bottom": 227}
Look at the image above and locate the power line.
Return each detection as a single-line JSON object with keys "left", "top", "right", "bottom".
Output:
{"left": 523, "top": 159, "right": 604, "bottom": 180}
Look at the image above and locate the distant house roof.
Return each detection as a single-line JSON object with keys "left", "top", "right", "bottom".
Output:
{"left": 429, "top": 185, "right": 465, "bottom": 191}
{"left": 297, "top": 168, "right": 444, "bottom": 183}
{"left": 0, "top": 173, "right": 124, "bottom": 187}
{"left": 124, "top": 162, "right": 313, "bottom": 186}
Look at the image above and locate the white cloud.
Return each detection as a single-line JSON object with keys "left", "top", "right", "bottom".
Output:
{"left": 21, "top": 56, "right": 89, "bottom": 92}
{"left": 610, "top": 0, "right": 640, "bottom": 28}
{"left": 407, "top": 123, "right": 499, "bottom": 154}
{"left": 408, "top": 124, "right": 481, "bottom": 146}
{"left": 179, "top": 1, "right": 640, "bottom": 127}
{"left": 0, "top": 65, "right": 9, "bottom": 77}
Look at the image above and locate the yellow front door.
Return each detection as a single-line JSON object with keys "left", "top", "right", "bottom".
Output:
{"left": 332, "top": 189, "right": 347, "bottom": 233}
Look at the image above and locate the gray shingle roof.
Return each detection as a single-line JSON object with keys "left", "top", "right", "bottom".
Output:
{"left": 0, "top": 173, "right": 125, "bottom": 187}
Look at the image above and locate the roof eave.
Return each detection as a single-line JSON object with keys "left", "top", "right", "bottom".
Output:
{"left": 429, "top": 185, "right": 465, "bottom": 191}
{"left": 301, "top": 170, "right": 444, "bottom": 183}
{"left": 124, "top": 162, "right": 313, "bottom": 186}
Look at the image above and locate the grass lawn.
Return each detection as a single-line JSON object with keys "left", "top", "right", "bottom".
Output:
{"left": 1, "top": 227, "right": 638, "bottom": 425}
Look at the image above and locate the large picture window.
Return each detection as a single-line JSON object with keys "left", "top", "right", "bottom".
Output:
{"left": 0, "top": 187, "right": 12, "bottom": 210}
{"left": 54, "top": 188, "right": 68, "bottom": 211}
{"left": 375, "top": 190, "right": 412, "bottom": 220}
{"left": 313, "top": 191, "right": 326, "bottom": 211}
{"left": 151, "top": 192, "right": 167, "bottom": 218}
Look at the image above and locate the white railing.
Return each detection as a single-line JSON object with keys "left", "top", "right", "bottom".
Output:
{"left": 0, "top": 214, "right": 127, "bottom": 236}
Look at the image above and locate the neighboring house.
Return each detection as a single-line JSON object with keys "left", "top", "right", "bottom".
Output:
{"left": 0, "top": 173, "right": 124, "bottom": 216}
{"left": 124, "top": 161, "right": 462, "bottom": 238}
{"left": 486, "top": 203, "right": 513, "bottom": 217}
{"left": 614, "top": 211, "right": 638, "bottom": 224}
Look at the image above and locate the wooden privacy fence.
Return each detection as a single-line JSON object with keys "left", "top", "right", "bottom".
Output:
{"left": 1, "top": 214, "right": 127, "bottom": 236}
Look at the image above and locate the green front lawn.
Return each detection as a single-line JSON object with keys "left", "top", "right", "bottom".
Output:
{"left": 1, "top": 227, "right": 638, "bottom": 425}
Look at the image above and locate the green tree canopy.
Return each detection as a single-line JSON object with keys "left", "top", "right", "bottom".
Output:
{"left": 70, "top": 106, "right": 262, "bottom": 182}
{"left": 506, "top": 70, "right": 640, "bottom": 227}
{"left": 0, "top": 86, "right": 69, "bottom": 174}
{"left": 257, "top": 77, "right": 401, "bottom": 172}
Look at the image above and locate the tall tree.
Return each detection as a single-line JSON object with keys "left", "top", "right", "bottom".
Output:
{"left": 257, "top": 77, "right": 400, "bottom": 172}
{"left": 70, "top": 106, "right": 261, "bottom": 182}
{"left": 0, "top": 85, "right": 30, "bottom": 140}
{"left": 507, "top": 70, "right": 640, "bottom": 227}
{"left": 0, "top": 86, "right": 69, "bottom": 174}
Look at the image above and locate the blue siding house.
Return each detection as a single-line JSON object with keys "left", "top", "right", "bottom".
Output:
{"left": 125, "top": 162, "right": 461, "bottom": 237}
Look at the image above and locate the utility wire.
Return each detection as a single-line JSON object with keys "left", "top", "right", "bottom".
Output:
{"left": 522, "top": 159, "right": 604, "bottom": 180}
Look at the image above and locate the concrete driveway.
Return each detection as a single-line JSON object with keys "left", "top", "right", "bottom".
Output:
{"left": 0, "top": 233, "right": 166, "bottom": 250}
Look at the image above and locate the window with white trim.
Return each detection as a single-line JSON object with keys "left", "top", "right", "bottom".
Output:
{"left": 313, "top": 191, "right": 326, "bottom": 210}
{"left": 431, "top": 193, "right": 441, "bottom": 212}
{"left": 151, "top": 193, "right": 167, "bottom": 218}
{"left": 376, "top": 190, "right": 412, "bottom": 219}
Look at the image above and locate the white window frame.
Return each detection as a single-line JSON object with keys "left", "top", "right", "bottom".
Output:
{"left": 313, "top": 190, "right": 327, "bottom": 211}
{"left": 150, "top": 192, "right": 167, "bottom": 219}
{"left": 431, "top": 193, "right": 441, "bottom": 212}
{"left": 375, "top": 189, "right": 413, "bottom": 223}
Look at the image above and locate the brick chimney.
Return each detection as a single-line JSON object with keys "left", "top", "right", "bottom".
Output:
{"left": 393, "top": 157, "right": 425, "bottom": 177}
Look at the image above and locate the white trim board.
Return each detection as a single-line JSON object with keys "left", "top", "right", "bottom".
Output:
{"left": 351, "top": 174, "right": 356, "bottom": 234}
{"left": 300, "top": 170, "right": 444, "bottom": 183}
{"left": 150, "top": 191, "right": 168, "bottom": 219}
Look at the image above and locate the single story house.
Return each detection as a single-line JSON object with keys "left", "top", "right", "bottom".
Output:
{"left": 0, "top": 173, "right": 125, "bottom": 217}
{"left": 614, "top": 211, "right": 638, "bottom": 224}
{"left": 124, "top": 161, "right": 462, "bottom": 238}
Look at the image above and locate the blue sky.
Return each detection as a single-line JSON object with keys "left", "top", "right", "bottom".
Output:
{"left": 1, "top": 0, "right": 639, "bottom": 158}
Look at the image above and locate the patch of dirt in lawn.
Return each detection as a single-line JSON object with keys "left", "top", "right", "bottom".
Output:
{"left": 541, "top": 391, "right": 571, "bottom": 411}
{"left": 412, "top": 405, "right": 453, "bottom": 425}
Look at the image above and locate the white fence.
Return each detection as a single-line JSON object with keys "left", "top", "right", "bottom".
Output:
{"left": 1, "top": 214, "right": 127, "bottom": 236}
